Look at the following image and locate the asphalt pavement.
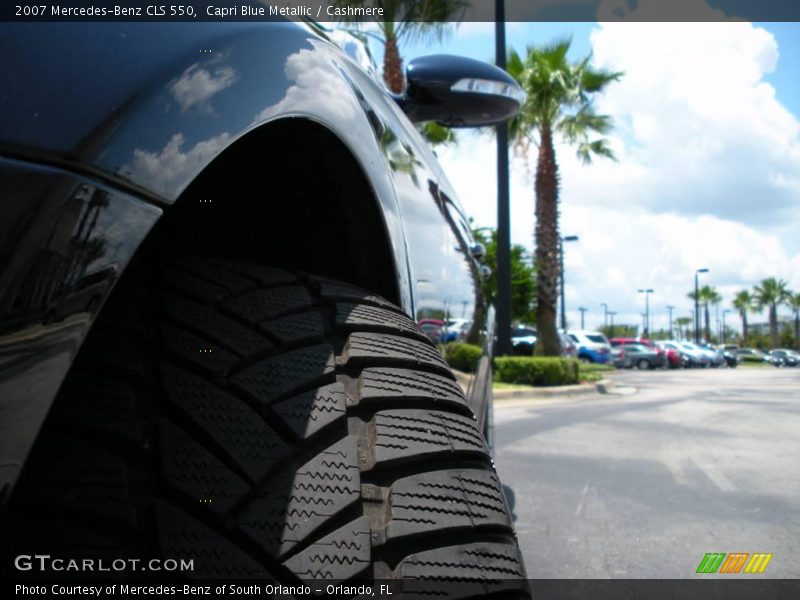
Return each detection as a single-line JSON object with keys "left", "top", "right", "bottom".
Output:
{"left": 494, "top": 367, "right": 800, "bottom": 578}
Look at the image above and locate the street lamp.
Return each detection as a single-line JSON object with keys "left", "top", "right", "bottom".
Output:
{"left": 494, "top": 0, "right": 511, "bottom": 356}
{"left": 601, "top": 303, "right": 609, "bottom": 329}
{"left": 608, "top": 311, "right": 617, "bottom": 337}
{"left": 722, "top": 309, "right": 731, "bottom": 344}
{"left": 694, "top": 268, "right": 709, "bottom": 343}
{"left": 666, "top": 305, "right": 675, "bottom": 339}
{"left": 638, "top": 289, "right": 654, "bottom": 338}
{"left": 578, "top": 307, "right": 587, "bottom": 329}
{"left": 559, "top": 235, "right": 579, "bottom": 330}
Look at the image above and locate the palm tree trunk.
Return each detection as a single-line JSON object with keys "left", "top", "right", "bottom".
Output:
{"left": 704, "top": 303, "right": 710, "bottom": 342}
{"left": 383, "top": 36, "right": 404, "bottom": 94}
{"left": 534, "top": 123, "right": 560, "bottom": 356}
{"left": 770, "top": 304, "right": 778, "bottom": 348}
{"left": 741, "top": 310, "right": 748, "bottom": 347}
{"left": 794, "top": 311, "right": 799, "bottom": 351}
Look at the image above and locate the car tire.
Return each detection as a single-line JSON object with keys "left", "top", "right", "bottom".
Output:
{"left": 636, "top": 359, "right": 650, "bottom": 370}
{"left": 3, "top": 256, "right": 530, "bottom": 592}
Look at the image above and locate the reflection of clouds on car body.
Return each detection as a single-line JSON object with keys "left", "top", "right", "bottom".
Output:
{"left": 252, "top": 43, "right": 360, "bottom": 125}
{"left": 169, "top": 56, "right": 237, "bottom": 112}
{"left": 123, "top": 132, "right": 232, "bottom": 198}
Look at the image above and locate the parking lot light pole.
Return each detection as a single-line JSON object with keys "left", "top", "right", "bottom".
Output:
{"left": 666, "top": 305, "right": 675, "bottom": 339}
{"left": 694, "top": 268, "right": 709, "bottom": 343}
{"left": 638, "top": 288, "right": 654, "bottom": 338}
{"left": 559, "top": 235, "right": 579, "bottom": 330}
{"left": 608, "top": 311, "right": 617, "bottom": 338}
{"left": 578, "top": 307, "right": 587, "bottom": 329}
{"left": 601, "top": 303, "right": 609, "bottom": 329}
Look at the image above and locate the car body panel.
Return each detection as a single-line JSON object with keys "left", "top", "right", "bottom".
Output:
{"left": 0, "top": 21, "right": 486, "bottom": 498}
{"left": 568, "top": 330, "right": 611, "bottom": 364}
{"left": 0, "top": 157, "right": 162, "bottom": 501}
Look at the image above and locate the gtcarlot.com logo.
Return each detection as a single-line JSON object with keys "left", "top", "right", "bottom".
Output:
{"left": 696, "top": 552, "right": 773, "bottom": 574}
{"left": 14, "top": 554, "right": 194, "bottom": 573}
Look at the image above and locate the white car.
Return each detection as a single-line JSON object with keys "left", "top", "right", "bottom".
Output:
{"left": 568, "top": 330, "right": 612, "bottom": 363}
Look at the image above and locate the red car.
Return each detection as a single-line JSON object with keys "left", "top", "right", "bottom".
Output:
{"left": 610, "top": 338, "right": 679, "bottom": 368}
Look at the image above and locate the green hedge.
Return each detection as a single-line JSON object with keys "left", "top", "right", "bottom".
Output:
{"left": 494, "top": 357, "right": 580, "bottom": 387}
{"left": 442, "top": 342, "right": 483, "bottom": 373}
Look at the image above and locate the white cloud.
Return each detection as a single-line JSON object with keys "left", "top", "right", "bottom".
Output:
{"left": 124, "top": 132, "right": 231, "bottom": 197}
{"left": 170, "top": 60, "right": 237, "bottom": 112}
{"left": 436, "top": 22, "right": 800, "bottom": 331}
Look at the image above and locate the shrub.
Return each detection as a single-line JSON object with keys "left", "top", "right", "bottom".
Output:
{"left": 494, "top": 357, "right": 580, "bottom": 386}
{"left": 442, "top": 342, "right": 483, "bottom": 373}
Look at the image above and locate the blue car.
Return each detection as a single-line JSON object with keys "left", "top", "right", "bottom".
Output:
{"left": 568, "top": 330, "right": 612, "bottom": 363}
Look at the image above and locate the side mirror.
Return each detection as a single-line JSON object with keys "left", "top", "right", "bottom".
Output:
{"left": 397, "top": 54, "right": 525, "bottom": 128}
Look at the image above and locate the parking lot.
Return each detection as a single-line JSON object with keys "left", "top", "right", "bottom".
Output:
{"left": 494, "top": 368, "right": 800, "bottom": 578}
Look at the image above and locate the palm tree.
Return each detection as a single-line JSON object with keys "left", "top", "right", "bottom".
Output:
{"left": 507, "top": 39, "right": 622, "bottom": 355}
{"left": 675, "top": 316, "right": 692, "bottom": 341}
{"left": 707, "top": 287, "right": 722, "bottom": 342}
{"left": 688, "top": 285, "right": 720, "bottom": 342}
{"left": 334, "top": 0, "right": 468, "bottom": 93}
{"left": 732, "top": 290, "right": 754, "bottom": 347}
{"left": 787, "top": 292, "right": 800, "bottom": 350}
{"left": 753, "top": 277, "right": 791, "bottom": 349}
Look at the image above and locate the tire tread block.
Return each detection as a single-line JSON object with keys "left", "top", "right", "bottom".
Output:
{"left": 156, "top": 503, "right": 271, "bottom": 579}
{"left": 237, "top": 437, "right": 360, "bottom": 558}
{"left": 161, "top": 323, "right": 240, "bottom": 377}
{"left": 209, "top": 260, "right": 297, "bottom": 287}
{"left": 373, "top": 410, "right": 486, "bottom": 466}
{"left": 162, "top": 364, "right": 289, "bottom": 482}
{"left": 159, "top": 421, "right": 250, "bottom": 515}
{"left": 259, "top": 311, "right": 325, "bottom": 345}
{"left": 388, "top": 470, "right": 510, "bottom": 540}
{"left": 165, "top": 257, "right": 257, "bottom": 295}
{"left": 313, "top": 279, "right": 402, "bottom": 312}
{"left": 397, "top": 542, "right": 527, "bottom": 597}
{"left": 343, "top": 332, "right": 450, "bottom": 376}
{"left": 221, "top": 286, "right": 312, "bottom": 324}
{"left": 271, "top": 383, "right": 347, "bottom": 439}
{"left": 282, "top": 516, "right": 371, "bottom": 580}
{"left": 161, "top": 265, "right": 230, "bottom": 304}
{"left": 161, "top": 292, "right": 272, "bottom": 358}
{"left": 336, "top": 304, "right": 425, "bottom": 340}
{"left": 231, "top": 344, "right": 335, "bottom": 406}
{"left": 359, "top": 368, "right": 468, "bottom": 410}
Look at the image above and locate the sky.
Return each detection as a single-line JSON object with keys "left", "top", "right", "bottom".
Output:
{"left": 368, "top": 17, "right": 800, "bottom": 335}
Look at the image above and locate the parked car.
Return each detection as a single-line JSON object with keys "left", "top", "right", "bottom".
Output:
{"left": 418, "top": 318, "right": 445, "bottom": 343}
{"left": 770, "top": 349, "right": 800, "bottom": 367}
{"left": 736, "top": 348, "right": 773, "bottom": 364}
{"left": 696, "top": 343, "right": 727, "bottom": 368}
{"left": 559, "top": 330, "right": 578, "bottom": 358}
{"left": 568, "top": 330, "right": 611, "bottom": 364}
{"left": 663, "top": 341, "right": 711, "bottom": 367}
{"left": 511, "top": 326, "right": 537, "bottom": 355}
{"left": 0, "top": 20, "right": 530, "bottom": 589}
{"left": 443, "top": 318, "right": 471, "bottom": 342}
{"left": 510, "top": 327, "right": 577, "bottom": 359}
{"left": 611, "top": 337, "right": 672, "bottom": 368}
{"left": 616, "top": 343, "right": 665, "bottom": 369}
{"left": 653, "top": 341, "right": 685, "bottom": 368}
{"left": 714, "top": 344, "right": 740, "bottom": 366}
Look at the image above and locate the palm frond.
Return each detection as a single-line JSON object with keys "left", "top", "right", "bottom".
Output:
{"left": 576, "top": 139, "right": 616, "bottom": 164}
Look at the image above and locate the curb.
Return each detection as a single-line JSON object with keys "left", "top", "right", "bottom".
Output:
{"left": 450, "top": 368, "right": 618, "bottom": 400}
{"left": 493, "top": 378, "right": 615, "bottom": 400}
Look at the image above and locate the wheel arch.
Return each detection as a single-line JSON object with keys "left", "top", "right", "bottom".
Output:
{"left": 138, "top": 116, "right": 402, "bottom": 307}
